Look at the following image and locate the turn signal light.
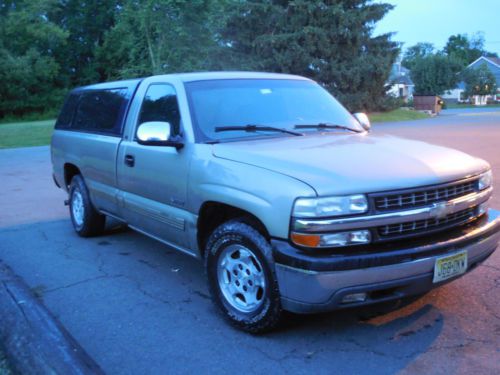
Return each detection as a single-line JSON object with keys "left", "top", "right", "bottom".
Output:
{"left": 290, "top": 233, "right": 321, "bottom": 247}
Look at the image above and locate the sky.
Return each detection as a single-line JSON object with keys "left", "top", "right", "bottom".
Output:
{"left": 374, "top": 0, "right": 500, "bottom": 55}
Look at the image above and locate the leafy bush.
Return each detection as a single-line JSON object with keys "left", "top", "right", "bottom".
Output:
{"left": 411, "top": 54, "right": 462, "bottom": 95}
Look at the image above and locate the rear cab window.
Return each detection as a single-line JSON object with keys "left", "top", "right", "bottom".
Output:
{"left": 72, "top": 89, "right": 128, "bottom": 136}
{"left": 55, "top": 93, "right": 79, "bottom": 130}
{"left": 55, "top": 80, "right": 141, "bottom": 137}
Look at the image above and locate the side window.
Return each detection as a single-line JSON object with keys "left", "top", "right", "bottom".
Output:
{"left": 55, "top": 93, "right": 80, "bottom": 129}
{"left": 72, "top": 89, "right": 127, "bottom": 135}
{"left": 138, "top": 84, "right": 181, "bottom": 136}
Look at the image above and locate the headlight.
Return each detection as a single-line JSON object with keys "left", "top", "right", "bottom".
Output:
{"left": 478, "top": 170, "right": 492, "bottom": 190}
{"left": 293, "top": 194, "right": 368, "bottom": 218}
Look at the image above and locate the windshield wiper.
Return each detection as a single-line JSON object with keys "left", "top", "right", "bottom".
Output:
{"left": 215, "top": 124, "right": 303, "bottom": 136}
{"left": 294, "top": 123, "right": 362, "bottom": 133}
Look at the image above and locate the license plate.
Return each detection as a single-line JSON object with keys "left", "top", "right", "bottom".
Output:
{"left": 433, "top": 250, "right": 468, "bottom": 283}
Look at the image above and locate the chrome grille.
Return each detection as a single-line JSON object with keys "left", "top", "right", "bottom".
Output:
{"left": 378, "top": 207, "right": 476, "bottom": 238}
{"left": 374, "top": 180, "right": 477, "bottom": 211}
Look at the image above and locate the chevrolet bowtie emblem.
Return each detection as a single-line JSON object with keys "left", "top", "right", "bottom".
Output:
{"left": 429, "top": 202, "right": 455, "bottom": 219}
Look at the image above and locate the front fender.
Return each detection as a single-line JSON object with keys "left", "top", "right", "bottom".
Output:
{"left": 188, "top": 147, "right": 317, "bottom": 240}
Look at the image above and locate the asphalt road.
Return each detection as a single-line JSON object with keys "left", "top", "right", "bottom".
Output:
{"left": 1, "top": 108, "right": 499, "bottom": 374}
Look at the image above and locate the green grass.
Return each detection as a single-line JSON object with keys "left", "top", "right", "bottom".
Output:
{"left": 369, "top": 108, "right": 430, "bottom": 123}
{"left": 444, "top": 102, "right": 500, "bottom": 109}
{"left": 0, "top": 119, "right": 55, "bottom": 149}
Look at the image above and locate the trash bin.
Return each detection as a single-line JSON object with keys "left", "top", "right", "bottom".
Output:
{"left": 413, "top": 95, "right": 443, "bottom": 114}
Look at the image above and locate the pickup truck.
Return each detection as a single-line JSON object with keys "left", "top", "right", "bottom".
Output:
{"left": 51, "top": 72, "right": 500, "bottom": 333}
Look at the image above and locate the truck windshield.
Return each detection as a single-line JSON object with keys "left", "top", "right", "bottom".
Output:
{"left": 184, "top": 79, "right": 362, "bottom": 142}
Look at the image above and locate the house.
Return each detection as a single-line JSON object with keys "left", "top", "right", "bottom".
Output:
{"left": 442, "top": 56, "right": 500, "bottom": 104}
{"left": 387, "top": 61, "right": 414, "bottom": 102}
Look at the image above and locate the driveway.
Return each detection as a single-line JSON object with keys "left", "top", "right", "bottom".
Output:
{"left": 0, "top": 108, "right": 499, "bottom": 374}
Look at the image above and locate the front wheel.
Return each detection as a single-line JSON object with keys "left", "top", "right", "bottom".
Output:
{"left": 205, "top": 220, "right": 282, "bottom": 333}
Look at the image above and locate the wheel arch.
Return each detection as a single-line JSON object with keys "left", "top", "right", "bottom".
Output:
{"left": 197, "top": 201, "right": 271, "bottom": 259}
{"left": 64, "top": 163, "right": 81, "bottom": 189}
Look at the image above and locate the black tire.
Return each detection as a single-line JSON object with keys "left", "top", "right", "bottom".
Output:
{"left": 68, "top": 174, "right": 105, "bottom": 237}
{"left": 205, "top": 219, "right": 282, "bottom": 333}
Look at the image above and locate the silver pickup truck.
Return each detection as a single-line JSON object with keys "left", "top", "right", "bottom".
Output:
{"left": 51, "top": 72, "right": 500, "bottom": 332}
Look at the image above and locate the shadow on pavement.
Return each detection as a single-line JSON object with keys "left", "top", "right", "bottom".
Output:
{"left": 0, "top": 218, "right": 446, "bottom": 374}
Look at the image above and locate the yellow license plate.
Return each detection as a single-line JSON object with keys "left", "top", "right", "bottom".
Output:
{"left": 433, "top": 250, "right": 468, "bottom": 283}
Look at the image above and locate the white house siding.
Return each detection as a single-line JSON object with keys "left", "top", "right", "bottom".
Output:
{"left": 442, "top": 88, "right": 465, "bottom": 101}
{"left": 388, "top": 83, "right": 414, "bottom": 101}
{"left": 447, "top": 57, "right": 500, "bottom": 104}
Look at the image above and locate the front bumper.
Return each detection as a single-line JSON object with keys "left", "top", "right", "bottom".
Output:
{"left": 272, "top": 209, "right": 500, "bottom": 314}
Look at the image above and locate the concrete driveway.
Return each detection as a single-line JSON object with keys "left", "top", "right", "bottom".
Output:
{"left": 1, "top": 108, "right": 499, "bottom": 374}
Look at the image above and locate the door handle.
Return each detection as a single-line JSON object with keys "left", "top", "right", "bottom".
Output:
{"left": 124, "top": 154, "right": 135, "bottom": 167}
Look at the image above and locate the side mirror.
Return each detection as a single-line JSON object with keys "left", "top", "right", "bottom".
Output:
{"left": 136, "top": 121, "right": 183, "bottom": 149}
{"left": 354, "top": 113, "right": 371, "bottom": 132}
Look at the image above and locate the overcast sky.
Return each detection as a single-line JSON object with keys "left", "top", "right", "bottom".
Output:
{"left": 374, "top": 0, "right": 500, "bottom": 55}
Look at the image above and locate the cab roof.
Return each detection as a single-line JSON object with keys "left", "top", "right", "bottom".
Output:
{"left": 72, "top": 71, "right": 310, "bottom": 92}
{"left": 165, "top": 71, "right": 309, "bottom": 82}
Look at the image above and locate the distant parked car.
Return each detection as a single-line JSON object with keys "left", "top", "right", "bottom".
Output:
{"left": 51, "top": 72, "right": 500, "bottom": 332}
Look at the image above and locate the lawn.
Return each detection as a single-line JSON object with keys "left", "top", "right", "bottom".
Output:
{"left": 369, "top": 108, "right": 430, "bottom": 123}
{"left": 0, "top": 119, "right": 55, "bottom": 149}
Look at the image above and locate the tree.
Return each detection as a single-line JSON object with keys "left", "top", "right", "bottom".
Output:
{"left": 410, "top": 54, "right": 462, "bottom": 95}
{"left": 463, "top": 63, "right": 497, "bottom": 98}
{"left": 444, "top": 33, "right": 498, "bottom": 66}
{"left": 0, "top": 0, "right": 67, "bottom": 117}
{"left": 48, "top": 0, "right": 122, "bottom": 86}
{"left": 97, "top": 0, "right": 227, "bottom": 79}
{"left": 401, "top": 42, "right": 434, "bottom": 70}
{"left": 0, "top": 0, "right": 401, "bottom": 117}
{"left": 219, "top": 0, "right": 400, "bottom": 111}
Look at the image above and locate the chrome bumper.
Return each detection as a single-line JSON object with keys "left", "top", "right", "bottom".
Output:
{"left": 274, "top": 208, "right": 500, "bottom": 314}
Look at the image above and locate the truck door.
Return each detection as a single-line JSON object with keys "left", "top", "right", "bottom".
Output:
{"left": 116, "top": 82, "right": 193, "bottom": 252}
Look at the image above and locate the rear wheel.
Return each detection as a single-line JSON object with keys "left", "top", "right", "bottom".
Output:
{"left": 69, "top": 175, "right": 105, "bottom": 237}
{"left": 205, "top": 220, "right": 282, "bottom": 333}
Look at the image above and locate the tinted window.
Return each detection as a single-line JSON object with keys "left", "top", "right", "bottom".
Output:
{"left": 138, "top": 85, "right": 181, "bottom": 136}
{"left": 55, "top": 93, "right": 80, "bottom": 129}
{"left": 72, "top": 89, "right": 127, "bottom": 135}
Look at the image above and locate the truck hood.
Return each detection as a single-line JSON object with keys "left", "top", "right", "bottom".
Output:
{"left": 212, "top": 133, "right": 489, "bottom": 196}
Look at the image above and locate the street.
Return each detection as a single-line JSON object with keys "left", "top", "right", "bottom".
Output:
{"left": 0, "top": 108, "right": 499, "bottom": 374}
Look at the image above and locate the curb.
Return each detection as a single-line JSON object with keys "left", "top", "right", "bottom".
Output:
{"left": 0, "top": 261, "right": 104, "bottom": 374}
